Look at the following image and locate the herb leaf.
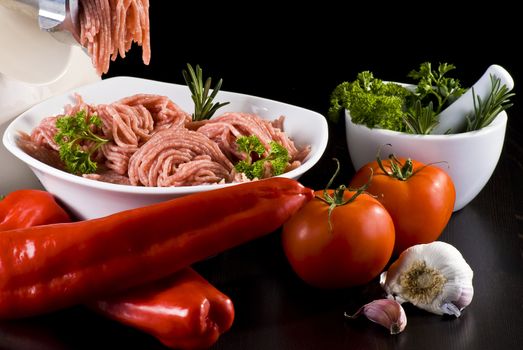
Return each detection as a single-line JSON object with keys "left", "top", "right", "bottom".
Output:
{"left": 466, "top": 75, "right": 515, "bottom": 131}
{"left": 54, "top": 110, "right": 108, "bottom": 175}
{"left": 265, "top": 141, "right": 290, "bottom": 176}
{"left": 408, "top": 62, "right": 466, "bottom": 114}
{"left": 403, "top": 100, "right": 439, "bottom": 134}
{"left": 182, "top": 63, "right": 230, "bottom": 121}
{"left": 236, "top": 135, "right": 265, "bottom": 159}
{"left": 329, "top": 62, "right": 475, "bottom": 135}
{"left": 328, "top": 71, "right": 411, "bottom": 131}
{"left": 234, "top": 135, "right": 290, "bottom": 180}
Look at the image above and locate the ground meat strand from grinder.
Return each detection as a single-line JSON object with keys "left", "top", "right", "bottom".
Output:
{"left": 98, "top": 104, "right": 147, "bottom": 149}
{"left": 79, "top": 0, "right": 150, "bottom": 75}
{"left": 28, "top": 94, "right": 190, "bottom": 175}
{"left": 128, "top": 129, "right": 234, "bottom": 187}
{"left": 63, "top": 94, "right": 97, "bottom": 117}
{"left": 29, "top": 116, "right": 60, "bottom": 151}
{"left": 161, "top": 157, "right": 232, "bottom": 187}
{"left": 17, "top": 132, "right": 65, "bottom": 171}
{"left": 96, "top": 95, "right": 190, "bottom": 175}
{"left": 101, "top": 143, "right": 136, "bottom": 175}
{"left": 117, "top": 94, "right": 190, "bottom": 131}
{"left": 23, "top": 96, "right": 310, "bottom": 186}
{"left": 83, "top": 170, "right": 132, "bottom": 185}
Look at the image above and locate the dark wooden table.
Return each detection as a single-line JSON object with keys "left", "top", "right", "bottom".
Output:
{"left": 2, "top": 4, "right": 522, "bottom": 348}
{"left": 1, "top": 109, "right": 522, "bottom": 350}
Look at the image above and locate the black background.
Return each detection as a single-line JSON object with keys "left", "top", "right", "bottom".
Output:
{"left": 106, "top": 3, "right": 522, "bottom": 135}
{"left": 105, "top": 2, "right": 523, "bottom": 200}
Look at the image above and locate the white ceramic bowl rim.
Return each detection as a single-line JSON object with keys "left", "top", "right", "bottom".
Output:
{"left": 3, "top": 77, "right": 328, "bottom": 195}
{"left": 345, "top": 108, "right": 507, "bottom": 140}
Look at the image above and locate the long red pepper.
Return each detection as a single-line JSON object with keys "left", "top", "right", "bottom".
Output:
{"left": 0, "top": 178, "right": 313, "bottom": 319}
{"left": 0, "top": 189, "right": 70, "bottom": 230}
{"left": 1, "top": 190, "right": 235, "bottom": 349}
{"left": 91, "top": 268, "right": 235, "bottom": 350}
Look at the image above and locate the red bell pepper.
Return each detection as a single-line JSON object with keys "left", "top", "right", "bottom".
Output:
{"left": 0, "top": 177, "right": 313, "bottom": 319}
{"left": 1, "top": 190, "right": 235, "bottom": 349}
{"left": 0, "top": 189, "right": 70, "bottom": 230}
{"left": 91, "top": 268, "right": 235, "bottom": 350}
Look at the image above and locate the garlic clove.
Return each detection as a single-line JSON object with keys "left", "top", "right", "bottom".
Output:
{"left": 441, "top": 302, "right": 462, "bottom": 317}
{"left": 345, "top": 299, "right": 407, "bottom": 334}
{"left": 381, "top": 241, "right": 474, "bottom": 317}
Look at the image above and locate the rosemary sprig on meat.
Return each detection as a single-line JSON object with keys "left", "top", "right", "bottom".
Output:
{"left": 182, "top": 63, "right": 230, "bottom": 121}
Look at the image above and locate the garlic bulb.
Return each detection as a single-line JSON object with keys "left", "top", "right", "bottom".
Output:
{"left": 380, "top": 241, "right": 473, "bottom": 317}
{"left": 345, "top": 299, "right": 407, "bottom": 334}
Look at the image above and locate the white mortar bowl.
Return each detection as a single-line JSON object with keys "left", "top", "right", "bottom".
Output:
{"left": 345, "top": 110, "right": 507, "bottom": 211}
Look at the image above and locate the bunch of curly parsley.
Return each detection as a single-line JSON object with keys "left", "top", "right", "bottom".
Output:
{"left": 328, "top": 63, "right": 468, "bottom": 134}
{"left": 328, "top": 71, "right": 412, "bottom": 132}
{"left": 234, "top": 135, "right": 290, "bottom": 180}
{"left": 54, "top": 110, "right": 108, "bottom": 175}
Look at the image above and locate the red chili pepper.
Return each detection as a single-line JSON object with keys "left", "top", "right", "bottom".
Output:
{"left": 0, "top": 178, "right": 313, "bottom": 319}
{"left": 0, "top": 189, "right": 70, "bottom": 230}
{"left": 1, "top": 191, "right": 234, "bottom": 349}
{"left": 91, "top": 268, "right": 235, "bottom": 350}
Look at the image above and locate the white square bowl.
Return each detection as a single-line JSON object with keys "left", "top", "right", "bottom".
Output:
{"left": 3, "top": 77, "right": 328, "bottom": 219}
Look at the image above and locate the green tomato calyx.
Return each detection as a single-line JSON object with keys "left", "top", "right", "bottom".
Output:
{"left": 317, "top": 158, "right": 371, "bottom": 232}
{"left": 376, "top": 144, "right": 414, "bottom": 181}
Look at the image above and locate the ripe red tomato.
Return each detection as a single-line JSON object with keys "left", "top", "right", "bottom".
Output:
{"left": 350, "top": 156, "right": 455, "bottom": 255}
{"left": 281, "top": 188, "right": 395, "bottom": 289}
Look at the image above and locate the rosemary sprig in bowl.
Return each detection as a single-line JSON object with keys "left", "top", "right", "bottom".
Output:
{"left": 182, "top": 63, "right": 230, "bottom": 121}
{"left": 403, "top": 101, "right": 438, "bottom": 135}
{"left": 466, "top": 74, "right": 515, "bottom": 131}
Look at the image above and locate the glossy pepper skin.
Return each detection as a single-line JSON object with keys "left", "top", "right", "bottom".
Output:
{"left": 0, "top": 189, "right": 70, "bottom": 230}
{"left": 0, "top": 191, "right": 234, "bottom": 349}
{"left": 0, "top": 177, "right": 313, "bottom": 319}
{"left": 92, "top": 268, "right": 235, "bottom": 350}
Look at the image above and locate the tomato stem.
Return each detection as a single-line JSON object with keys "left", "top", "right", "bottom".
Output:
{"left": 375, "top": 144, "right": 414, "bottom": 181}
{"left": 316, "top": 159, "right": 372, "bottom": 232}
{"left": 376, "top": 144, "right": 448, "bottom": 181}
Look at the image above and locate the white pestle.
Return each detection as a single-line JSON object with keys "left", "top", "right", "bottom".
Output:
{"left": 431, "top": 64, "right": 514, "bottom": 134}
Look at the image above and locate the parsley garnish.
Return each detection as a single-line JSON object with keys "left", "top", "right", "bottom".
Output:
{"left": 407, "top": 62, "right": 466, "bottom": 115}
{"left": 54, "top": 110, "right": 108, "bottom": 175}
{"left": 234, "top": 135, "right": 290, "bottom": 180}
